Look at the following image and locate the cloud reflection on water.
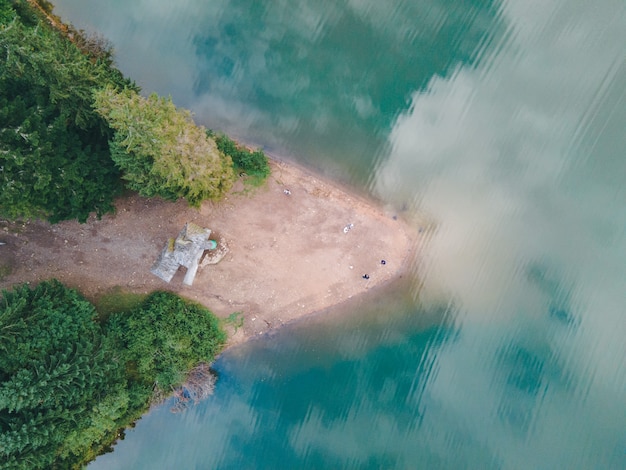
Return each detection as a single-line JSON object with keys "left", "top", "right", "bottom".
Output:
{"left": 373, "top": 0, "right": 626, "bottom": 467}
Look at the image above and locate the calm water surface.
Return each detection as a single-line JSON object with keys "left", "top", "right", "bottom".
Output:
{"left": 53, "top": 0, "right": 626, "bottom": 468}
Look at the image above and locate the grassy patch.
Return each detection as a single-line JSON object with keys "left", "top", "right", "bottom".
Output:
{"left": 221, "top": 310, "right": 244, "bottom": 332}
{"left": 94, "top": 286, "right": 146, "bottom": 322}
{"left": 207, "top": 130, "right": 271, "bottom": 185}
{"left": 239, "top": 172, "right": 267, "bottom": 189}
{"left": 0, "top": 263, "right": 12, "bottom": 281}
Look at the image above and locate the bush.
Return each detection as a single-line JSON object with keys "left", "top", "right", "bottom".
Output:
{"left": 209, "top": 130, "right": 271, "bottom": 179}
{"left": 105, "top": 291, "right": 226, "bottom": 395}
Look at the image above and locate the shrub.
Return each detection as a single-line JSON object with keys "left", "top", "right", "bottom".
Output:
{"left": 105, "top": 291, "right": 226, "bottom": 395}
{"left": 209, "top": 130, "right": 271, "bottom": 179}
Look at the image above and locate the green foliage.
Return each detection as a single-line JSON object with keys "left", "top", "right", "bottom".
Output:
{"left": 93, "top": 86, "right": 235, "bottom": 206}
{"left": 0, "top": 2, "right": 134, "bottom": 222}
{"left": 209, "top": 130, "right": 271, "bottom": 181}
{"left": 222, "top": 310, "right": 245, "bottom": 333}
{"left": 0, "top": 1, "right": 14, "bottom": 23}
{"left": 1, "top": 2, "right": 252, "bottom": 222}
{"left": 0, "top": 262, "right": 11, "bottom": 281}
{"left": 94, "top": 286, "right": 146, "bottom": 323}
{"left": 36, "top": 1, "right": 54, "bottom": 15}
{"left": 0, "top": 280, "right": 121, "bottom": 469}
{"left": 0, "top": 280, "right": 226, "bottom": 469}
{"left": 106, "top": 291, "right": 226, "bottom": 395}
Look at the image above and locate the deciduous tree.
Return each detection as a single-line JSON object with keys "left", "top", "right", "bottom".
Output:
{"left": 93, "top": 86, "right": 234, "bottom": 206}
{"left": 105, "top": 291, "right": 226, "bottom": 393}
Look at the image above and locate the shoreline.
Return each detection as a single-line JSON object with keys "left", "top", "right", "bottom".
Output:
{"left": 4, "top": 0, "right": 423, "bottom": 354}
{"left": 216, "top": 154, "right": 420, "bottom": 346}
{"left": 0, "top": 158, "right": 419, "bottom": 348}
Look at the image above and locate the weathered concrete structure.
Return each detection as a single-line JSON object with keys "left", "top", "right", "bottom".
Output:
{"left": 151, "top": 222, "right": 217, "bottom": 286}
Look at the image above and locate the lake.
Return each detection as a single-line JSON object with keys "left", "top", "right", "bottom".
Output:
{"left": 52, "top": 0, "right": 626, "bottom": 468}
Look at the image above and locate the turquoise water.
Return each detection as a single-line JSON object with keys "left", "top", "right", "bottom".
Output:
{"left": 53, "top": 0, "right": 626, "bottom": 468}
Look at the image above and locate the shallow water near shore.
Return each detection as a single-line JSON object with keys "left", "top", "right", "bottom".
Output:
{"left": 53, "top": 0, "right": 626, "bottom": 468}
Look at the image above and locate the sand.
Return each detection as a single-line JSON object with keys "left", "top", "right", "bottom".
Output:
{"left": 0, "top": 160, "right": 417, "bottom": 347}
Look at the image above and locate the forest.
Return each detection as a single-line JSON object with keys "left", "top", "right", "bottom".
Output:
{"left": 0, "top": 0, "right": 269, "bottom": 223}
{"left": 0, "top": 281, "right": 226, "bottom": 469}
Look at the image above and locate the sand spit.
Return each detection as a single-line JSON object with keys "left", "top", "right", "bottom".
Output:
{"left": 0, "top": 160, "right": 417, "bottom": 347}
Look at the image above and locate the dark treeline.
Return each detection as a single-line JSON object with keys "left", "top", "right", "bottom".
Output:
{"left": 0, "top": 0, "right": 135, "bottom": 222}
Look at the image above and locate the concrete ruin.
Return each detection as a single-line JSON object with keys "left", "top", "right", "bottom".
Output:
{"left": 151, "top": 222, "right": 217, "bottom": 286}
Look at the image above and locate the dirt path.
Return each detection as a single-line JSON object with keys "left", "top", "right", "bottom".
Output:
{"left": 0, "top": 160, "right": 417, "bottom": 346}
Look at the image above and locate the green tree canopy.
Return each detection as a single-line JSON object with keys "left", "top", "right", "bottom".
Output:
{"left": 208, "top": 130, "right": 270, "bottom": 180}
{"left": 105, "top": 291, "right": 226, "bottom": 393}
{"left": 0, "top": 2, "right": 134, "bottom": 222}
{"left": 93, "top": 86, "right": 234, "bottom": 205}
{"left": 0, "top": 281, "right": 227, "bottom": 469}
{"left": 0, "top": 280, "right": 123, "bottom": 469}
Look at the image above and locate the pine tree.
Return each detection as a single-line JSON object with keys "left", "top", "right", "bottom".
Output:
{"left": 0, "top": 281, "right": 123, "bottom": 469}
{"left": 0, "top": 3, "right": 133, "bottom": 222}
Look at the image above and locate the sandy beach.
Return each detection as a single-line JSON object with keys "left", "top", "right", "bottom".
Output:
{"left": 0, "top": 159, "right": 417, "bottom": 347}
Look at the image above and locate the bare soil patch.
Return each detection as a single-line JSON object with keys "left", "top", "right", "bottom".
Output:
{"left": 0, "top": 160, "right": 416, "bottom": 347}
